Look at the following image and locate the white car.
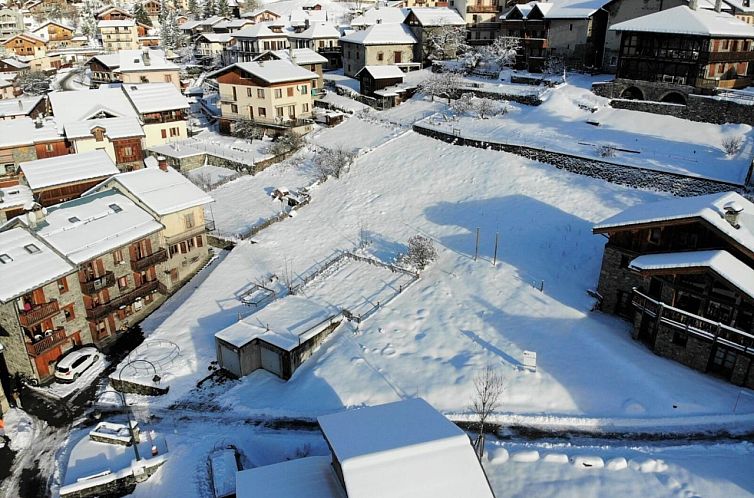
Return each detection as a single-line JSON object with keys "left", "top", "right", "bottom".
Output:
{"left": 54, "top": 347, "right": 100, "bottom": 383}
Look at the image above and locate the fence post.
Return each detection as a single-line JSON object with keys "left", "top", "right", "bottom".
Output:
{"left": 474, "top": 228, "right": 480, "bottom": 261}
{"left": 492, "top": 232, "right": 498, "bottom": 266}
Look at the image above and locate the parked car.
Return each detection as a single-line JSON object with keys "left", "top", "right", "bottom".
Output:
{"left": 54, "top": 347, "right": 100, "bottom": 383}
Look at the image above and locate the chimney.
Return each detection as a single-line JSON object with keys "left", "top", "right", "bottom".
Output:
{"left": 715, "top": 0, "right": 723, "bottom": 11}
{"left": 34, "top": 116, "right": 42, "bottom": 129}
{"left": 689, "top": 0, "right": 699, "bottom": 9}
{"left": 142, "top": 49, "right": 151, "bottom": 66}
{"left": 17, "top": 99, "right": 22, "bottom": 110}
{"left": 157, "top": 156, "right": 168, "bottom": 172}
{"left": 25, "top": 203, "right": 45, "bottom": 229}
{"left": 376, "top": 18, "right": 382, "bottom": 24}
{"left": 289, "top": 44, "right": 295, "bottom": 62}
{"left": 723, "top": 201, "right": 743, "bottom": 229}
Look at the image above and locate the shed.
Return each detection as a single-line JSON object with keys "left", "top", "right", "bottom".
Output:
{"left": 215, "top": 296, "right": 342, "bottom": 379}
{"left": 355, "top": 65, "right": 405, "bottom": 97}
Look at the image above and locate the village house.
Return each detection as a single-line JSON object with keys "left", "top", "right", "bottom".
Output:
{"left": 0, "top": 184, "right": 33, "bottom": 222}
{"left": 0, "top": 58, "right": 30, "bottom": 75}
{"left": 210, "top": 59, "right": 316, "bottom": 135}
{"left": 0, "top": 75, "right": 20, "bottom": 100}
{"left": 229, "top": 23, "right": 291, "bottom": 62}
{"left": 179, "top": 15, "right": 229, "bottom": 41}
{"left": 1, "top": 33, "right": 47, "bottom": 64}
{"left": 30, "top": 21, "right": 75, "bottom": 50}
{"left": 195, "top": 33, "right": 236, "bottom": 64}
{"left": 87, "top": 159, "right": 214, "bottom": 290}
{"left": 142, "top": 0, "right": 161, "bottom": 20}
{"left": 215, "top": 296, "right": 343, "bottom": 380}
{"left": 235, "top": 398, "right": 496, "bottom": 498}
{"left": 241, "top": 8, "right": 282, "bottom": 24}
{"left": 597, "top": 3, "right": 754, "bottom": 102}
{"left": 287, "top": 22, "right": 342, "bottom": 69}
{"left": 63, "top": 118, "right": 146, "bottom": 172}
{"left": 98, "top": 19, "right": 141, "bottom": 51}
{"left": 0, "top": 95, "right": 46, "bottom": 121}
{"left": 210, "top": 18, "right": 254, "bottom": 34}
{"left": 255, "top": 47, "right": 328, "bottom": 91}
{"left": 355, "top": 65, "right": 415, "bottom": 107}
{"left": 593, "top": 192, "right": 754, "bottom": 387}
{"left": 452, "top": 0, "right": 500, "bottom": 45}
{"left": 341, "top": 22, "right": 418, "bottom": 77}
{"left": 86, "top": 49, "right": 181, "bottom": 89}
{"left": 0, "top": 8, "right": 25, "bottom": 40}
{"left": 0, "top": 118, "right": 65, "bottom": 185}
{"left": 96, "top": 6, "right": 134, "bottom": 21}
{"left": 121, "top": 83, "right": 190, "bottom": 147}
{"left": 19, "top": 150, "right": 120, "bottom": 206}
{"left": 350, "top": 7, "right": 408, "bottom": 30}
{"left": 724, "top": 0, "right": 754, "bottom": 24}
{"left": 403, "top": 7, "right": 466, "bottom": 64}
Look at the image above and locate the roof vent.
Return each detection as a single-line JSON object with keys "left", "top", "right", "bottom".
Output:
{"left": 723, "top": 201, "right": 743, "bottom": 229}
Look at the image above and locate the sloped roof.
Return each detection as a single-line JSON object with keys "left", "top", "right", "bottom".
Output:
{"left": 355, "top": 64, "right": 405, "bottom": 79}
{"left": 630, "top": 249, "right": 754, "bottom": 300}
{"left": 408, "top": 7, "right": 466, "bottom": 26}
{"left": 317, "top": 399, "right": 495, "bottom": 498}
{"left": 0, "top": 184, "right": 33, "bottom": 212}
{"left": 121, "top": 83, "right": 189, "bottom": 113}
{"left": 232, "top": 23, "right": 282, "bottom": 39}
{"left": 610, "top": 5, "right": 754, "bottom": 37}
{"left": 48, "top": 88, "right": 137, "bottom": 124}
{"left": 270, "top": 47, "right": 328, "bottom": 65}
{"left": 63, "top": 117, "right": 145, "bottom": 140}
{"left": 350, "top": 6, "right": 408, "bottom": 27}
{"left": 97, "top": 19, "right": 136, "bottom": 28}
{"left": 20, "top": 150, "right": 119, "bottom": 190}
{"left": 236, "top": 457, "right": 346, "bottom": 498}
{"left": 0, "top": 95, "right": 43, "bottom": 118}
{"left": 341, "top": 22, "right": 416, "bottom": 45}
{"left": 116, "top": 49, "right": 179, "bottom": 72}
{"left": 199, "top": 33, "right": 234, "bottom": 43}
{"left": 210, "top": 59, "right": 317, "bottom": 84}
{"left": 287, "top": 22, "right": 340, "bottom": 39}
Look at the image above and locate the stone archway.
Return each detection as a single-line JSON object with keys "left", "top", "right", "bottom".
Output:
{"left": 620, "top": 86, "right": 644, "bottom": 100}
{"left": 660, "top": 91, "right": 687, "bottom": 105}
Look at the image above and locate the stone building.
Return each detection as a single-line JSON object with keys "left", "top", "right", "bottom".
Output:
{"left": 340, "top": 23, "right": 418, "bottom": 77}
{"left": 404, "top": 7, "right": 466, "bottom": 64}
{"left": 593, "top": 192, "right": 754, "bottom": 387}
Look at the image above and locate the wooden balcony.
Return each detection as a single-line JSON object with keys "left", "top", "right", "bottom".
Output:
{"left": 19, "top": 300, "right": 60, "bottom": 328}
{"left": 707, "top": 50, "right": 754, "bottom": 63}
{"left": 25, "top": 327, "right": 67, "bottom": 357}
{"left": 86, "top": 280, "right": 161, "bottom": 320}
{"left": 80, "top": 271, "right": 116, "bottom": 295}
{"left": 467, "top": 5, "right": 499, "bottom": 13}
{"left": 131, "top": 248, "right": 168, "bottom": 272}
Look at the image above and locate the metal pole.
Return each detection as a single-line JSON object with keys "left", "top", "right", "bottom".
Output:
{"left": 492, "top": 232, "right": 498, "bottom": 266}
{"left": 474, "top": 227, "right": 480, "bottom": 261}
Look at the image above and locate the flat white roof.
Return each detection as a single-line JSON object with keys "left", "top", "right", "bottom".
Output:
{"left": 0, "top": 118, "right": 61, "bottom": 148}
{"left": 122, "top": 83, "right": 190, "bottom": 113}
{"left": 0, "top": 226, "right": 75, "bottom": 303}
{"left": 610, "top": 5, "right": 754, "bottom": 37}
{"left": 594, "top": 192, "right": 754, "bottom": 255}
{"left": 31, "top": 190, "right": 163, "bottom": 264}
{"left": 103, "top": 165, "right": 213, "bottom": 216}
{"left": 236, "top": 456, "right": 346, "bottom": 498}
{"left": 64, "top": 117, "right": 145, "bottom": 140}
{"left": 288, "top": 22, "right": 340, "bottom": 39}
{"left": 20, "top": 150, "right": 119, "bottom": 191}
{"left": 341, "top": 23, "right": 416, "bottom": 45}
{"left": 215, "top": 295, "right": 340, "bottom": 351}
{"left": 630, "top": 250, "right": 754, "bottom": 300}
{"left": 408, "top": 7, "right": 466, "bottom": 26}
{"left": 317, "top": 398, "right": 495, "bottom": 498}
{"left": 356, "top": 64, "right": 405, "bottom": 80}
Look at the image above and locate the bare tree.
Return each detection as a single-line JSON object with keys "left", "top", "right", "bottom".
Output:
{"left": 423, "top": 25, "right": 468, "bottom": 62}
{"left": 473, "top": 98, "right": 507, "bottom": 119}
{"left": 232, "top": 118, "right": 262, "bottom": 142}
{"left": 406, "top": 235, "right": 437, "bottom": 270}
{"left": 418, "top": 72, "right": 462, "bottom": 103}
{"left": 722, "top": 135, "right": 743, "bottom": 156}
{"left": 481, "top": 37, "right": 521, "bottom": 69}
{"left": 450, "top": 92, "right": 474, "bottom": 115}
{"left": 470, "top": 365, "right": 504, "bottom": 458}
{"left": 264, "top": 131, "right": 304, "bottom": 157}
{"left": 313, "top": 146, "right": 357, "bottom": 181}
{"left": 17, "top": 71, "right": 50, "bottom": 95}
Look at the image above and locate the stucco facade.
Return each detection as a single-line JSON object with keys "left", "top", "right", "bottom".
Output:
{"left": 341, "top": 42, "right": 414, "bottom": 77}
{"left": 143, "top": 121, "right": 188, "bottom": 148}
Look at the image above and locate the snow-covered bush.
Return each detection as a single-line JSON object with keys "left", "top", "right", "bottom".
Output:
{"left": 313, "top": 146, "right": 357, "bottom": 180}
{"left": 406, "top": 235, "right": 437, "bottom": 270}
{"left": 450, "top": 92, "right": 474, "bottom": 115}
{"left": 722, "top": 136, "right": 743, "bottom": 156}
{"left": 355, "top": 107, "right": 373, "bottom": 121}
{"left": 264, "top": 131, "right": 304, "bottom": 157}
{"left": 480, "top": 37, "right": 521, "bottom": 69}
{"left": 598, "top": 145, "right": 616, "bottom": 158}
{"left": 418, "top": 72, "right": 462, "bottom": 102}
{"left": 232, "top": 118, "right": 263, "bottom": 142}
{"left": 473, "top": 98, "right": 508, "bottom": 119}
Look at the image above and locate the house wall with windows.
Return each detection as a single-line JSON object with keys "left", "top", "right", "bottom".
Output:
{"left": 160, "top": 206, "right": 210, "bottom": 289}
{"left": 120, "top": 70, "right": 181, "bottom": 89}
{"left": 341, "top": 42, "right": 414, "bottom": 77}
{"left": 143, "top": 119, "right": 188, "bottom": 148}
{"left": 99, "top": 24, "right": 140, "bottom": 51}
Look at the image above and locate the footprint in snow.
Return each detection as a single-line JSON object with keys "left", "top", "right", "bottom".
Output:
{"left": 381, "top": 345, "right": 396, "bottom": 357}
{"left": 350, "top": 357, "right": 365, "bottom": 365}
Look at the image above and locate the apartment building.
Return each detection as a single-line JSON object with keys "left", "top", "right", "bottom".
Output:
{"left": 121, "top": 83, "right": 190, "bottom": 147}
{"left": 98, "top": 19, "right": 141, "bottom": 51}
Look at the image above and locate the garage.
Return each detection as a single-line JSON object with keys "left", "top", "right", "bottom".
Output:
{"left": 260, "top": 344, "right": 282, "bottom": 377}
{"left": 218, "top": 342, "right": 242, "bottom": 377}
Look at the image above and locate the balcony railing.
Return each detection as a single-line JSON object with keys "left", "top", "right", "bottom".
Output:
{"left": 222, "top": 113, "right": 314, "bottom": 130}
{"left": 131, "top": 248, "right": 168, "bottom": 272}
{"left": 220, "top": 93, "right": 236, "bottom": 102}
{"left": 707, "top": 50, "right": 754, "bottom": 63}
{"left": 164, "top": 225, "right": 207, "bottom": 246}
{"left": 142, "top": 110, "right": 187, "bottom": 124}
{"left": 80, "top": 271, "right": 116, "bottom": 295}
{"left": 467, "top": 5, "right": 499, "bottom": 13}
{"left": 632, "top": 288, "right": 754, "bottom": 353}
{"left": 19, "top": 300, "right": 60, "bottom": 328}
{"left": 25, "top": 327, "right": 67, "bottom": 357}
{"left": 86, "top": 280, "right": 161, "bottom": 320}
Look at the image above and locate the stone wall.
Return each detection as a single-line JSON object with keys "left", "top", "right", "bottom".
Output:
{"left": 59, "top": 458, "right": 165, "bottom": 498}
{"left": 413, "top": 124, "right": 743, "bottom": 195}
{"left": 653, "top": 326, "right": 713, "bottom": 373}
{"left": 110, "top": 376, "right": 169, "bottom": 396}
{"left": 595, "top": 245, "right": 644, "bottom": 314}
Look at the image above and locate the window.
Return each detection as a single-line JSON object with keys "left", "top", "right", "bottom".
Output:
{"left": 274, "top": 88, "right": 282, "bottom": 98}
{"left": 63, "top": 303, "right": 75, "bottom": 321}
{"left": 109, "top": 203, "right": 122, "bottom": 213}
{"left": 569, "top": 23, "right": 573, "bottom": 31}
{"left": 164, "top": 74, "right": 172, "bottom": 82}
{"left": 118, "top": 275, "right": 129, "bottom": 290}
{"left": 169, "top": 244, "right": 179, "bottom": 257}
{"left": 196, "top": 235, "right": 203, "bottom": 247}
{"left": 258, "top": 107, "right": 266, "bottom": 117}
{"left": 113, "top": 249, "right": 123, "bottom": 264}
{"left": 300, "top": 85, "right": 307, "bottom": 95}
{"left": 24, "top": 244, "right": 40, "bottom": 254}
{"left": 302, "top": 103, "right": 309, "bottom": 113}
{"left": 230, "top": 103, "right": 238, "bottom": 113}
{"left": 648, "top": 228, "right": 661, "bottom": 245}
{"left": 170, "top": 127, "right": 180, "bottom": 137}
{"left": 68, "top": 216, "right": 80, "bottom": 223}
{"left": 45, "top": 143, "right": 54, "bottom": 152}
{"left": 122, "top": 146, "right": 133, "bottom": 157}
{"left": 394, "top": 51, "right": 402, "bottom": 63}
{"left": 377, "top": 52, "right": 383, "bottom": 61}
{"left": 161, "top": 129, "right": 167, "bottom": 139}
{"left": 184, "top": 212, "right": 196, "bottom": 229}
{"left": 276, "top": 107, "right": 284, "bottom": 117}
{"left": 58, "top": 277, "right": 69, "bottom": 293}
{"left": 288, "top": 105, "right": 295, "bottom": 118}
{"left": 287, "top": 87, "right": 294, "bottom": 97}
{"left": 247, "top": 87, "right": 253, "bottom": 97}
{"left": 257, "top": 88, "right": 264, "bottom": 98}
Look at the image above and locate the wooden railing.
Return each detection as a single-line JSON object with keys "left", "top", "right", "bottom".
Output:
{"left": 632, "top": 288, "right": 754, "bottom": 353}
{"left": 26, "top": 327, "right": 67, "bottom": 357}
{"left": 80, "top": 271, "right": 116, "bottom": 295}
{"left": 86, "top": 280, "right": 161, "bottom": 320}
{"left": 131, "top": 248, "right": 168, "bottom": 272}
{"left": 18, "top": 300, "right": 60, "bottom": 328}
{"left": 467, "top": 5, "right": 499, "bottom": 13}
{"left": 707, "top": 51, "right": 754, "bottom": 63}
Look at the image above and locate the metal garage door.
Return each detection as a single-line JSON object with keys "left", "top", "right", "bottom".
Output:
{"left": 219, "top": 343, "right": 242, "bottom": 377}
{"left": 260, "top": 345, "right": 282, "bottom": 377}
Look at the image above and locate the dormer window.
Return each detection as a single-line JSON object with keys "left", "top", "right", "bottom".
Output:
{"left": 24, "top": 244, "right": 40, "bottom": 254}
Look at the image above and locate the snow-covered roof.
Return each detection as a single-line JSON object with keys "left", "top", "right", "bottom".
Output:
{"left": 179, "top": 19, "right": 203, "bottom": 31}
{"left": 121, "top": 83, "right": 190, "bottom": 113}
{"left": 209, "top": 449, "right": 238, "bottom": 498}
{"left": 97, "top": 165, "right": 213, "bottom": 216}
{"left": 355, "top": 64, "right": 405, "bottom": 80}
{"left": 30, "top": 190, "right": 163, "bottom": 264}
{"left": 232, "top": 23, "right": 282, "bottom": 39}
{"left": 341, "top": 22, "right": 417, "bottom": 45}
{"left": 97, "top": 19, "right": 136, "bottom": 28}
{"left": 610, "top": 5, "right": 754, "bottom": 37}
{"left": 64, "top": 117, "right": 145, "bottom": 140}
{"left": 116, "top": 49, "right": 179, "bottom": 73}
{"left": 201, "top": 15, "right": 228, "bottom": 26}
{"left": 88, "top": 53, "right": 120, "bottom": 69}
{"left": 594, "top": 192, "right": 754, "bottom": 254}
{"left": 210, "top": 60, "right": 317, "bottom": 84}
{"left": 270, "top": 47, "right": 328, "bottom": 65}
{"left": 407, "top": 7, "right": 466, "bottom": 26}
{"left": 0, "top": 118, "right": 39, "bottom": 147}
{"left": 0, "top": 184, "right": 33, "bottom": 212}
{"left": 0, "top": 58, "right": 30, "bottom": 70}
{"left": 630, "top": 250, "right": 754, "bottom": 300}
{"left": 2, "top": 32, "right": 47, "bottom": 45}
{"left": 0, "top": 95, "right": 43, "bottom": 118}
{"left": 48, "top": 88, "right": 138, "bottom": 125}
{"left": 317, "top": 398, "right": 495, "bottom": 498}
{"left": 544, "top": 0, "right": 607, "bottom": 19}
{"left": 0, "top": 227, "right": 75, "bottom": 303}
{"left": 32, "top": 20, "right": 74, "bottom": 34}
{"left": 236, "top": 456, "right": 346, "bottom": 498}
{"left": 723, "top": 0, "right": 754, "bottom": 13}
{"left": 215, "top": 295, "right": 341, "bottom": 350}
{"left": 198, "top": 33, "right": 234, "bottom": 43}
{"left": 287, "top": 22, "right": 340, "bottom": 39}
{"left": 212, "top": 18, "right": 253, "bottom": 31}
{"left": 350, "top": 7, "right": 408, "bottom": 27}
{"left": 20, "top": 150, "right": 120, "bottom": 191}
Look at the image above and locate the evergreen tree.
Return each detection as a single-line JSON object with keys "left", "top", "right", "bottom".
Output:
{"left": 203, "top": 0, "right": 216, "bottom": 18}
{"left": 133, "top": 3, "right": 153, "bottom": 27}
{"left": 81, "top": 0, "right": 99, "bottom": 40}
{"left": 217, "top": 0, "right": 230, "bottom": 17}
{"left": 188, "top": 0, "right": 201, "bottom": 17}
{"left": 157, "top": 0, "right": 167, "bottom": 25}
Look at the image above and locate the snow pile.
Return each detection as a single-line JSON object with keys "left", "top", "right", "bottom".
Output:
{"left": 3, "top": 409, "right": 34, "bottom": 451}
